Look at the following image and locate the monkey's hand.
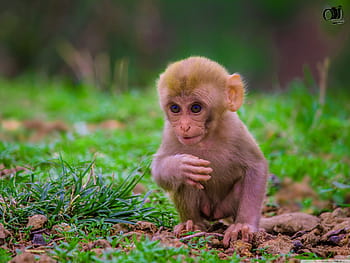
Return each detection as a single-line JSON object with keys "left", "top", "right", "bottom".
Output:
{"left": 177, "top": 154, "right": 212, "bottom": 190}
{"left": 173, "top": 220, "right": 202, "bottom": 237}
{"left": 223, "top": 223, "right": 256, "bottom": 246}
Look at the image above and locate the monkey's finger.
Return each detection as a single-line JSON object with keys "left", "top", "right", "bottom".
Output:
{"left": 230, "top": 226, "right": 240, "bottom": 241}
{"left": 174, "top": 223, "right": 186, "bottom": 236}
{"left": 183, "top": 165, "right": 213, "bottom": 175}
{"left": 186, "top": 220, "right": 193, "bottom": 231}
{"left": 223, "top": 224, "right": 241, "bottom": 247}
{"left": 185, "top": 179, "right": 204, "bottom": 189}
{"left": 241, "top": 224, "right": 252, "bottom": 242}
{"left": 185, "top": 173, "right": 211, "bottom": 182}
{"left": 183, "top": 157, "right": 211, "bottom": 167}
{"left": 223, "top": 232, "right": 231, "bottom": 247}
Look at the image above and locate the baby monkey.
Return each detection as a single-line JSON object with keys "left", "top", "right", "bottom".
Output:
{"left": 152, "top": 57, "right": 268, "bottom": 246}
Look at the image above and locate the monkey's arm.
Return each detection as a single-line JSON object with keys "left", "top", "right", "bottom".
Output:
{"left": 236, "top": 163, "right": 267, "bottom": 226}
{"left": 151, "top": 153, "right": 212, "bottom": 191}
{"left": 223, "top": 162, "right": 268, "bottom": 245}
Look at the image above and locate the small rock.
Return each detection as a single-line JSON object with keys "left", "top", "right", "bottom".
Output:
{"left": 27, "top": 215, "right": 47, "bottom": 230}
{"left": 136, "top": 221, "right": 157, "bottom": 234}
{"left": 292, "top": 240, "right": 304, "bottom": 252}
{"left": 38, "top": 254, "right": 57, "bottom": 263}
{"left": 32, "top": 233, "right": 47, "bottom": 246}
{"left": 9, "top": 252, "right": 36, "bottom": 263}
{"left": 260, "top": 212, "right": 319, "bottom": 235}
{"left": 91, "top": 239, "right": 112, "bottom": 249}
{"left": 328, "top": 234, "right": 345, "bottom": 245}
{"left": 257, "top": 234, "right": 293, "bottom": 255}
{"left": 229, "top": 240, "right": 253, "bottom": 257}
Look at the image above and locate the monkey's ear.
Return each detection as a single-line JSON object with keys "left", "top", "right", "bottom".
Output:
{"left": 226, "top": 73, "right": 244, "bottom": 112}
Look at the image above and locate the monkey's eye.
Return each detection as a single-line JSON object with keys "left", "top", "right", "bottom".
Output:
{"left": 190, "top": 104, "right": 202, "bottom": 113}
{"left": 170, "top": 104, "right": 181, "bottom": 113}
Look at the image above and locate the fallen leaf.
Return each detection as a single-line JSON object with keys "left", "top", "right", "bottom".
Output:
{"left": 27, "top": 215, "right": 48, "bottom": 230}
{"left": 1, "top": 119, "right": 22, "bottom": 131}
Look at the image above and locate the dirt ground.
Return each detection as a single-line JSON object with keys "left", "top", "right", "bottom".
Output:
{"left": 1, "top": 177, "right": 350, "bottom": 262}
{"left": 115, "top": 208, "right": 350, "bottom": 261}
{"left": 2, "top": 207, "right": 350, "bottom": 262}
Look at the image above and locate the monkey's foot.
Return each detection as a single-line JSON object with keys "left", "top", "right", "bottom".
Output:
{"left": 174, "top": 220, "right": 202, "bottom": 236}
{"left": 223, "top": 223, "right": 255, "bottom": 247}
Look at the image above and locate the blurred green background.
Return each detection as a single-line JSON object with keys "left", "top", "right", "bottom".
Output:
{"left": 0, "top": 0, "right": 349, "bottom": 90}
{"left": 0, "top": 3, "right": 350, "bottom": 261}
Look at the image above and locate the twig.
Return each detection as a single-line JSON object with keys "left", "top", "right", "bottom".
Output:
{"left": 179, "top": 232, "right": 224, "bottom": 241}
{"left": 83, "top": 160, "right": 96, "bottom": 188}
{"left": 48, "top": 237, "right": 66, "bottom": 244}
{"left": 311, "top": 57, "right": 330, "bottom": 129}
{"left": 317, "top": 57, "right": 330, "bottom": 106}
{"left": 25, "top": 249, "right": 47, "bottom": 254}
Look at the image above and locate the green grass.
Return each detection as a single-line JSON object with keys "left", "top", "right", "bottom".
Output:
{"left": 0, "top": 159, "right": 155, "bottom": 229}
{"left": 47, "top": 236, "right": 246, "bottom": 263}
{"left": 0, "top": 77, "right": 349, "bottom": 261}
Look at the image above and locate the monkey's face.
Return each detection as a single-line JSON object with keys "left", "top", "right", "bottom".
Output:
{"left": 165, "top": 96, "right": 211, "bottom": 146}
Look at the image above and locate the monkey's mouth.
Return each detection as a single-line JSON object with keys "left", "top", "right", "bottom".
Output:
{"left": 179, "top": 135, "right": 203, "bottom": 145}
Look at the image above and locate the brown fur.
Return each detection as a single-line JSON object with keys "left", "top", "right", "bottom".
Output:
{"left": 152, "top": 56, "right": 268, "bottom": 246}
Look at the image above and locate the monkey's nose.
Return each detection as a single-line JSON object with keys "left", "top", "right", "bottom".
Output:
{"left": 181, "top": 125, "right": 191, "bottom": 132}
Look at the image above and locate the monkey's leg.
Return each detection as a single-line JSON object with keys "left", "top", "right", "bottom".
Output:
{"left": 223, "top": 165, "right": 267, "bottom": 246}
{"left": 172, "top": 188, "right": 208, "bottom": 236}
